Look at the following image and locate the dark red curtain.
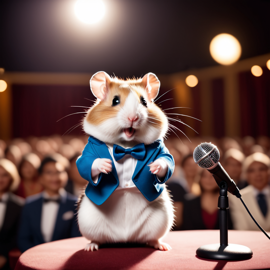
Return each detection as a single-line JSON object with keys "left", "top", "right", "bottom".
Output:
{"left": 238, "top": 67, "right": 270, "bottom": 137}
{"left": 11, "top": 84, "right": 178, "bottom": 139}
{"left": 212, "top": 78, "right": 225, "bottom": 138}
{"left": 12, "top": 84, "right": 94, "bottom": 138}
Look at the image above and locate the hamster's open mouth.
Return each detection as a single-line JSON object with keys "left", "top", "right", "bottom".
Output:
{"left": 124, "top": 127, "right": 136, "bottom": 138}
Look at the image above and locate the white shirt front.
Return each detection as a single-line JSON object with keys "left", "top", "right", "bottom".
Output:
{"left": 41, "top": 190, "right": 66, "bottom": 242}
{"left": 0, "top": 193, "right": 8, "bottom": 231}
{"left": 107, "top": 144, "right": 137, "bottom": 189}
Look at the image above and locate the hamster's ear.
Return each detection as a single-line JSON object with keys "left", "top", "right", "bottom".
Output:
{"left": 90, "top": 71, "right": 111, "bottom": 100}
{"left": 141, "top": 73, "right": 160, "bottom": 101}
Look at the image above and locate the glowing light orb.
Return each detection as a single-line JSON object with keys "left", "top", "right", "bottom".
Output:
{"left": 74, "top": 0, "right": 106, "bottom": 24}
{"left": 267, "top": 60, "right": 270, "bottom": 70}
{"left": 0, "top": 80, "right": 7, "bottom": 92}
{"left": 210, "top": 34, "right": 241, "bottom": 65}
{"left": 185, "top": 75, "right": 198, "bottom": 87}
{"left": 251, "top": 65, "right": 263, "bottom": 77}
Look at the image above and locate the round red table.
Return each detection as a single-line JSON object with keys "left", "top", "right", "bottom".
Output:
{"left": 15, "top": 230, "right": 270, "bottom": 270}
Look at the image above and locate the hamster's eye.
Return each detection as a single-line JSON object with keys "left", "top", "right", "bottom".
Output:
{"left": 112, "top": 96, "right": 120, "bottom": 106}
{"left": 140, "top": 96, "right": 147, "bottom": 107}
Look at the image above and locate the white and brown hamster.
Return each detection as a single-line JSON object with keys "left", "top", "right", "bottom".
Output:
{"left": 76, "top": 71, "right": 175, "bottom": 252}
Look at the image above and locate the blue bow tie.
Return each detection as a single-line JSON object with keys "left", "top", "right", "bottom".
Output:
{"left": 113, "top": 143, "right": 146, "bottom": 161}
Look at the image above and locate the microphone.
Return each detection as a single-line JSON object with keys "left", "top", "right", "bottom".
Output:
{"left": 193, "top": 142, "right": 241, "bottom": 198}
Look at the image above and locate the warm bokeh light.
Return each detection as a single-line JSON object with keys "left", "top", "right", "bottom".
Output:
{"left": 74, "top": 0, "right": 106, "bottom": 24}
{"left": 267, "top": 60, "right": 270, "bottom": 70}
{"left": 0, "top": 68, "right": 5, "bottom": 75}
{"left": 0, "top": 80, "right": 7, "bottom": 92}
{"left": 185, "top": 75, "right": 198, "bottom": 87}
{"left": 210, "top": 33, "right": 241, "bottom": 65}
{"left": 251, "top": 65, "right": 263, "bottom": 77}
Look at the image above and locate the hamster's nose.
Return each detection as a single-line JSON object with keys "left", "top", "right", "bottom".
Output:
{"left": 128, "top": 116, "right": 139, "bottom": 122}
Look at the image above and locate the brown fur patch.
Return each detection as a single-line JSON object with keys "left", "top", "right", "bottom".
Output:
{"left": 87, "top": 82, "right": 130, "bottom": 125}
{"left": 87, "top": 77, "right": 168, "bottom": 135}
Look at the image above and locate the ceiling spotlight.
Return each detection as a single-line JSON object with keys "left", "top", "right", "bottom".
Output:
{"left": 185, "top": 75, "right": 198, "bottom": 87}
{"left": 251, "top": 65, "right": 263, "bottom": 77}
{"left": 267, "top": 60, "right": 270, "bottom": 70}
{"left": 0, "top": 80, "right": 7, "bottom": 92}
{"left": 210, "top": 33, "right": 241, "bottom": 65}
{"left": 74, "top": 0, "right": 106, "bottom": 25}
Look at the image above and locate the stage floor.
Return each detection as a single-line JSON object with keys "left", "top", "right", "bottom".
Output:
{"left": 15, "top": 230, "right": 270, "bottom": 270}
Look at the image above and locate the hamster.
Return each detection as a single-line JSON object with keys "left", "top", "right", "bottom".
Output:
{"left": 76, "top": 71, "right": 175, "bottom": 251}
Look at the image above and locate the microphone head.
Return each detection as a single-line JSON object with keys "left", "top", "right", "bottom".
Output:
{"left": 193, "top": 142, "right": 220, "bottom": 169}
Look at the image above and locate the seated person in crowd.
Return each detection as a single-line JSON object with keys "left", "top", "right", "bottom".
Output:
{"left": 4, "top": 145, "right": 22, "bottom": 167}
{"left": 180, "top": 170, "right": 233, "bottom": 230}
{"left": 229, "top": 152, "right": 270, "bottom": 231}
{"left": 15, "top": 153, "right": 43, "bottom": 198}
{"left": 18, "top": 156, "right": 81, "bottom": 253}
{"left": 65, "top": 153, "right": 88, "bottom": 197}
{"left": 167, "top": 153, "right": 200, "bottom": 229}
{"left": 0, "top": 159, "right": 24, "bottom": 270}
{"left": 223, "top": 148, "right": 247, "bottom": 189}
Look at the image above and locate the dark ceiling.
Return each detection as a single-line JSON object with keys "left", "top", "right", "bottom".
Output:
{"left": 1, "top": 0, "right": 270, "bottom": 78}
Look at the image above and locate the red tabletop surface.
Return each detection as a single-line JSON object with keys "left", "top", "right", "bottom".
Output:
{"left": 15, "top": 230, "right": 270, "bottom": 270}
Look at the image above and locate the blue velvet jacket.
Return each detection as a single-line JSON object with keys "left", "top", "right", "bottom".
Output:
{"left": 76, "top": 136, "right": 175, "bottom": 205}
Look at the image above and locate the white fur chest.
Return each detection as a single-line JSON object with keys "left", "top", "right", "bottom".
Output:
{"left": 77, "top": 186, "right": 174, "bottom": 244}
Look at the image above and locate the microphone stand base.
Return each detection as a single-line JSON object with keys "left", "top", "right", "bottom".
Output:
{"left": 196, "top": 243, "right": 253, "bottom": 261}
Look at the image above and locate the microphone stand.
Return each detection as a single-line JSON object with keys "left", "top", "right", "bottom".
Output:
{"left": 196, "top": 181, "right": 253, "bottom": 261}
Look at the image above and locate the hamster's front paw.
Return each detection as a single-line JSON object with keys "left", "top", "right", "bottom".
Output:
{"left": 147, "top": 240, "right": 172, "bottom": 251}
{"left": 84, "top": 242, "right": 99, "bottom": 252}
{"left": 92, "top": 158, "right": 112, "bottom": 177}
{"left": 148, "top": 158, "right": 168, "bottom": 178}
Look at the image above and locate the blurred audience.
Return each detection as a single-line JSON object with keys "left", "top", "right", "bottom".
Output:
{"left": 65, "top": 153, "right": 88, "bottom": 197}
{"left": 17, "top": 155, "right": 81, "bottom": 253}
{"left": 0, "top": 159, "right": 24, "bottom": 270}
{"left": 0, "top": 133, "right": 269, "bottom": 242}
{"left": 223, "top": 148, "right": 247, "bottom": 189}
{"left": 167, "top": 153, "right": 200, "bottom": 229}
{"left": 229, "top": 152, "right": 270, "bottom": 231}
{"left": 180, "top": 170, "right": 233, "bottom": 230}
{"left": 15, "top": 153, "right": 43, "bottom": 198}
{"left": 4, "top": 145, "right": 22, "bottom": 167}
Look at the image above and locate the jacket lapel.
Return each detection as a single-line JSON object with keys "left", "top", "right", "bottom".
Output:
{"left": 51, "top": 201, "right": 66, "bottom": 241}
{"left": 132, "top": 141, "right": 161, "bottom": 180}
{"left": 90, "top": 138, "right": 119, "bottom": 184}
{"left": 35, "top": 198, "right": 45, "bottom": 243}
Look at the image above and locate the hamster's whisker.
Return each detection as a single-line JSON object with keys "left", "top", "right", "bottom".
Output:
{"left": 167, "top": 126, "right": 183, "bottom": 143}
{"left": 167, "top": 117, "right": 198, "bottom": 134}
{"left": 84, "top": 98, "right": 95, "bottom": 103}
{"left": 163, "top": 107, "right": 191, "bottom": 111}
{"left": 154, "top": 88, "right": 175, "bottom": 103}
{"left": 62, "top": 123, "right": 82, "bottom": 136}
{"left": 148, "top": 116, "right": 163, "bottom": 122}
{"left": 169, "top": 123, "right": 191, "bottom": 142}
{"left": 57, "top": 111, "right": 87, "bottom": 122}
{"left": 166, "top": 113, "right": 201, "bottom": 122}
{"left": 157, "top": 98, "right": 173, "bottom": 105}
{"left": 71, "top": 105, "right": 90, "bottom": 109}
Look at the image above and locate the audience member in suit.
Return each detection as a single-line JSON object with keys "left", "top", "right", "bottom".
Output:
{"left": 180, "top": 169, "right": 233, "bottom": 230}
{"left": 0, "top": 159, "right": 24, "bottom": 270}
{"left": 223, "top": 148, "right": 247, "bottom": 190}
{"left": 65, "top": 154, "right": 87, "bottom": 198}
{"left": 229, "top": 152, "right": 270, "bottom": 231}
{"left": 18, "top": 155, "right": 81, "bottom": 253}
{"left": 15, "top": 153, "right": 43, "bottom": 198}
